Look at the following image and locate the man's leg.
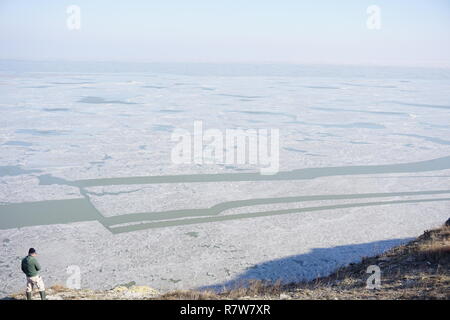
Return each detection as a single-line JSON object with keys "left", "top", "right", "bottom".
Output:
{"left": 36, "top": 276, "right": 46, "bottom": 300}
{"left": 26, "top": 277, "right": 33, "bottom": 300}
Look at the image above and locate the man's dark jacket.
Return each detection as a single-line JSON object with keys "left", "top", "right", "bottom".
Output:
{"left": 21, "top": 255, "right": 41, "bottom": 277}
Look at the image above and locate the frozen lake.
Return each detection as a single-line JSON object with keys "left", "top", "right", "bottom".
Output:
{"left": 1, "top": 62, "right": 450, "bottom": 295}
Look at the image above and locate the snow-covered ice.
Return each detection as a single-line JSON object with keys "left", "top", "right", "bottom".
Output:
{"left": 0, "top": 63, "right": 449, "bottom": 295}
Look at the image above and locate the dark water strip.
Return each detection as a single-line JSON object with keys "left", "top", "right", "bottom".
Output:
{"left": 0, "top": 198, "right": 106, "bottom": 230}
{"left": 108, "top": 197, "right": 450, "bottom": 234}
{"left": 386, "top": 101, "right": 450, "bottom": 110}
{"left": 71, "top": 156, "right": 450, "bottom": 187}
{"left": 2, "top": 189, "right": 450, "bottom": 232}
{"left": 104, "top": 189, "right": 450, "bottom": 226}
{"left": 311, "top": 107, "right": 408, "bottom": 116}
{"left": 4, "top": 155, "right": 450, "bottom": 233}
{"left": 393, "top": 134, "right": 450, "bottom": 146}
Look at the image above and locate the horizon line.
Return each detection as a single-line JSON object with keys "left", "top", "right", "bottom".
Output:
{"left": 1, "top": 58, "right": 450, "bottom": 70}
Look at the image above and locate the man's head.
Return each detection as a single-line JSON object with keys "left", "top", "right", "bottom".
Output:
{"left": 28, "top": 248, "right": 37, "bottom": 256}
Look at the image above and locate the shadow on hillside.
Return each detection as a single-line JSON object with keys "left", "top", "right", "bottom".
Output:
{"left": 199, "top": 237, "right": 412, "bottom": 292}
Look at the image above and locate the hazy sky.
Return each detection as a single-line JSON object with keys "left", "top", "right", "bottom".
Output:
{"left": 1, "top": 0, "right": 449, "bottom": 66}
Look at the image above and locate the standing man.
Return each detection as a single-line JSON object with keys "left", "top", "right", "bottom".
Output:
{"left": 21, "top": 248, "right": 46, "bottom": 300}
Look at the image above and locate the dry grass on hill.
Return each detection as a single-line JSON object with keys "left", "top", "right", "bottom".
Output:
{"left": 160, "top": 223, "right": 450, "bottom": 300}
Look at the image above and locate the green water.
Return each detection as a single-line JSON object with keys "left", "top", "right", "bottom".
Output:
{"left": 1, "top": 155, "right": 450, "bottom": 234}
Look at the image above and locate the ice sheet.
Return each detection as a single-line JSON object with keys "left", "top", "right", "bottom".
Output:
{"left": 1, "top": 64, "right": 450, "bottom": 294}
